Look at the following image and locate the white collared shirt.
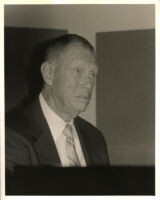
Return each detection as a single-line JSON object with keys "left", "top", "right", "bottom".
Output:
{"left": 39, "top": 93, "right": 86, "bottom": 167}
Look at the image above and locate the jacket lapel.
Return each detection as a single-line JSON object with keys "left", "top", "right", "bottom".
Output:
{"left": 74, "top": 118, "right": 92, "bottom": 166}
{"left": 74, "top": 117, "right": 104, "bottom": 166}
{"left": 26, "top": 98, "right": 62, "bottom": 167}
{"left": 25, "top": 98, "right": 95, "bottom": 167}
{"left": 34, "top": 130, "right": 62, "bottom": 167}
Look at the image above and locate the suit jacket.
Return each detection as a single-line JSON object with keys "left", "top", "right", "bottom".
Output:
{"left": 6, "top": 98, "right": 109, "bottom": 172}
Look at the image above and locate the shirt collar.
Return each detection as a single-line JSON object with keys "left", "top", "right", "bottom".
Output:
{"left": 39, "top": 93, "right": 77, "bottom": 141}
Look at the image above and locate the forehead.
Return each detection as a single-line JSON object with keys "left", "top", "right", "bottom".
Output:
{"left": 58, "top": 43, "right": 97, "bottom": 68}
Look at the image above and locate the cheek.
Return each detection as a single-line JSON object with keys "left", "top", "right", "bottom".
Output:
{"left": 52, "top": 78, "right": 66, "bottom": 99}
{"left": 65, "top": 77, "right": 79, "bottom": 90}
{"left": 64, "top": 79, "right": 80, "bottom": 104}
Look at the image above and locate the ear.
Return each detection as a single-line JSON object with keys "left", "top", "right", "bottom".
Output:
{"left": 41, "top": 61, "right": 55, "bottom": 86}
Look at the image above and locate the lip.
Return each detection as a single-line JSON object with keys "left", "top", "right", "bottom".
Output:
{"left": 76, "top": 96, "right": 90, "bottom": 100}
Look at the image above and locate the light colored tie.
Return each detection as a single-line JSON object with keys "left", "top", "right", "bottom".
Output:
{"left": 63, "top": 124, "right": 81, "bottom": 167}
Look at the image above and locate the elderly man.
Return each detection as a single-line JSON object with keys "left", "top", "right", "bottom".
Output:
{"left": 6, "top": 34, "right": 109, "bottom": 172}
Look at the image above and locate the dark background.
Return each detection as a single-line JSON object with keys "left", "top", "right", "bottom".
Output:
{"left": 5, "top": 27, "right": 67, "bottom": 112}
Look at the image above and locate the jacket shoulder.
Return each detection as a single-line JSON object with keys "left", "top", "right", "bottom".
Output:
{"left": 6, "top": 109, "right": 37, "bottom": 144}
{"left": 75, "top": 116, "right": 108, "bottom": 148}
{"left": 75, "top": 116, "right": 110, "bottom": 166}
{"left": 75, "top": 116, "right": 103, "bottom": 137}
{"left": 6, "top": 111, "right": 28, "bottom": 130}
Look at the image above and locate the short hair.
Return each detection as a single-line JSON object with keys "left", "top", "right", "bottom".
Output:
{"left": 44, "top": 34, "right": 95, "bottom": 63}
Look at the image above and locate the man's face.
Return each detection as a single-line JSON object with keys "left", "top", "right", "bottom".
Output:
{"left": 50, "top": 44, "right": 98, "bottom": 119}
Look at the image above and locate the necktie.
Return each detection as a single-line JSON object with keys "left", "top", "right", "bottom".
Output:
{"left": 63, "top": 124, "right": 81, "bottom": 166}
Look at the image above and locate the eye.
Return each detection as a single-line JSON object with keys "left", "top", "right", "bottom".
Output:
{"left": 75, "top": 69, "right": 80, "bottom": 74}
{"left": 89, "top": 72, "right": 96, "bottom": 78}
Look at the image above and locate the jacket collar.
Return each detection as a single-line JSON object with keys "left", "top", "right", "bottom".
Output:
{"left": 25, "top": 97, "right": 62, "bottom": 167}
{"left": 74, "top": 118, "right": 92, "bottom": 166}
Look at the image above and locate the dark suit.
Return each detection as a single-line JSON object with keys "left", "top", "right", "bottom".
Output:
{"left": 6, "top": 98, "right": 109, "bottom": 172}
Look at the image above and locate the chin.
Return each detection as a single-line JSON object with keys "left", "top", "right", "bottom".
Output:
{"left": 74, "top": 103, "right": 88, "bottom": 114}
{"left": 69, "top": 100, "right": 89, "bottom": 117}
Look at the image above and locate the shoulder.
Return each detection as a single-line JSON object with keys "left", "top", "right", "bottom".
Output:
{"left": 6, "top": 110, "right": 28, "bottom": 131}
{"left": 5, "top": 104, "right": 40, "bottom": 172}
{"left": 75, "top": 116, "right": 99, "bottom": 131}
{"left": 5, "top": 105, "right": 37, "bottom": 144}
{"left": 6, "top": 126, "right": 32, "bottom": 149}
{"left": 74, "top": 116, "right": 105, "bottom": 141}
{"left": 5, "top": 116, "right": 35, "bottom": 149}
{"left": 5, "top": 126, "right": 38, "bottom": 173}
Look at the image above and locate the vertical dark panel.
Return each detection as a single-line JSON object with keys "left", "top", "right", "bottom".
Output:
{"left": 5, "top": 27, "right": 67, "bottom": 112}
{"left": 96, "top": 29, "right": 155, "bottom": 166}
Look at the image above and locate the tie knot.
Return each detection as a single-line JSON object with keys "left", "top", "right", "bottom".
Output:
{"left": 63, "top": 124, "right": 73, "bottom": 139}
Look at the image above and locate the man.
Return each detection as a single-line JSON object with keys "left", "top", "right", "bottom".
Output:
{"left": 6, "top": 34, "right": 109, "bottom": 172}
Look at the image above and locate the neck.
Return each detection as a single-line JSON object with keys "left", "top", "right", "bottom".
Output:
{"left": 41, "top": 88, "right": 74, "bottom": 122}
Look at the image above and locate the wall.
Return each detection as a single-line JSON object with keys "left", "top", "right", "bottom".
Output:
{"left": 97, "top": 29, "right": 155, "bottom": 165}
{"left": 5, "top": 4, "right": 155, "bottom": 126}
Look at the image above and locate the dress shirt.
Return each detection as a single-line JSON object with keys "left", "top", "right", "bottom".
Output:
{"left": 39, "top": 93, "right": 86, "bottom": 167}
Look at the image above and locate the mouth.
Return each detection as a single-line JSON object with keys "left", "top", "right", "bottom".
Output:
{"left": 76, "top": 96, "right": 90, "bottom": 103}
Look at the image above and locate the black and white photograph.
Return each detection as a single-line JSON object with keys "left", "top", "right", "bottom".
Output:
{"left": 1, "top": 2, "right": 157, "bottom": 198}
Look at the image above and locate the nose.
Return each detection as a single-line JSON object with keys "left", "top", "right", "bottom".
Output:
{"left": 81, "top": 75, "right": 94, "bottom": 90}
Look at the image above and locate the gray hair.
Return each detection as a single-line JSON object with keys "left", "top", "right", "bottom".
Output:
{"left": 44, "top": 34, "right": 95, "bottom": 63}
